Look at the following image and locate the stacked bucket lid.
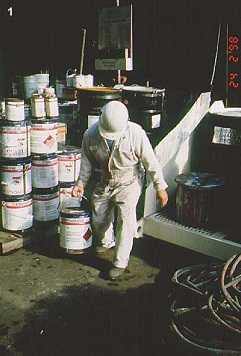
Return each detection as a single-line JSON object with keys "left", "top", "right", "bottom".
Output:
{"left": 0, "top": 98, "right": 33, "bottom": 232}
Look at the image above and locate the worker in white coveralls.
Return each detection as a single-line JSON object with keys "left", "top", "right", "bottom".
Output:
{"left": 72, "top": 101, "right": 168, "bottom": 280}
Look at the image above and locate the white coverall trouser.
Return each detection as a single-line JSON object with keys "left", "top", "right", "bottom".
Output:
{"left": 91, "top": 178, "right": 142, "bottom": 269}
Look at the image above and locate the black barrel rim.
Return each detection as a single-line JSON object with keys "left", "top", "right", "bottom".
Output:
{"left": 60, "top": 207, "right": 90, "bottom": 218}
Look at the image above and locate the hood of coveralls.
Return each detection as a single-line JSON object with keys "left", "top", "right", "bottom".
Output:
{"left": 98, "top": 101, "right": 129, "bottom": 141}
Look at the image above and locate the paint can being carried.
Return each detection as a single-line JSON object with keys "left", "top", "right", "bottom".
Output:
{"left": 0, "top": 158, "right": 32, "bottom": 196}
{"left": 5, "top": 98, "right": 25, "bottom": 122}
{"left": 32, "top": 186, "right": 59, "bottom": 222}
{"left": 0, "top": 120, "right": 31, "bottom": 159}
{"left": 30, "top": 119, "right": 58, "bottom": 154}
{"left": 60, "top": 207, "right": 92, "bottom": 253}
{"left": 31, "top": 153, "right": 58, "bottom": 189}
{"left": 1, "top": 194, "right": 33, "bottom": 231}
{"left": 57, "top": 146, "right": 81, "bottom": 183}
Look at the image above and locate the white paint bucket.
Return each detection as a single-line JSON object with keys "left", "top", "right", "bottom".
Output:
{"left": 59, "top": 183, "right": 81, "bottom": 209}
{"left": 85, "top": 74, "right": 94, "bottom": 87}
{"left": 24, "top": 75, "right": 37, "bottom": 99}
{"left": 57, "top": 146, "right": 81, "bottom": 183}
{"left": 24, "top": 74, "right": 50, "bottom": 100}
{"left": 1, "top": 195, "right": 33, "bottom": 231}
{"left": 31, "top": 95, "right": 46, "bottom": 118}
{"left": 45, "top": 97, "right": 59, "bottom": 117}
{"left": 30, "top": 120, "right": 58, "bottom": 154}
{"left": 33, "top": 186, "right": 59, "bottom": 222}
{"left": 0, "top": 158, "right": 32, "bottom": 196}
{"left": 32, "top": 153, "right": 58, "bottom": 189}
{"left": 0, "top": 120, "right": 31, "bottom": 158}
{"left": 73, "top": 75, "right": 85, "bottom": 88}
{"left": 60, "top": 207, "right": 92, "bottom": 251}
{"left": 5, "top": 98, "right": 25, "bottom": 121}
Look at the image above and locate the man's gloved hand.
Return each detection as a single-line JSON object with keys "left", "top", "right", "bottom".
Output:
{"left": 72, "top": 180, "right": 84, "bottom": 198}
{"left": 157, "top": 189, "right": 168, "bottom": 208}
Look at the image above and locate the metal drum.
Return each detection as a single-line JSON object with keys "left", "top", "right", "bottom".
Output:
{"left": 210, "top": 108, "right": 241, "bottom": 146}
{"left": 77, "top": 87, "right": 121, "bottom": 143}
{"left": 175, "top": 172, "right": 225, "bottom": 229}
{"left": 207, "top": 108, "right": 241, "bottom": 178}
{"left": 122, "top": 85, "right": 165, "bottom": 132}
{"left": 59, "top": 207, "right": 92, "bottom": 254}
{"left": 1, "top": 194, "right": 33, "bottom": 231}
{"left": 0, "top": 158, "right": 32, "bottom": 196}
{"left": 208, "top": 108, "right": 241, "bottom": 229}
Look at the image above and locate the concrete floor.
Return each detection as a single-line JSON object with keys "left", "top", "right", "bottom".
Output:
{"left": 0, "top": 231, "right": 217, "bottom": 356}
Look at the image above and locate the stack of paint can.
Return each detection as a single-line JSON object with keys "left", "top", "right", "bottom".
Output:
{"left": 57, "top": 145, "right": 81, "bottom": 209}
{"left": 0, "top": 98, "right": 33, "bottom": 232}
{"left": 30, "top": 91, "right": 60, "bottom": 225}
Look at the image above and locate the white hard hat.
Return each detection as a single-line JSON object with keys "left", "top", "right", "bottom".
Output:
{"left": 98, "top": 101, "right": 129, "bottom": 140}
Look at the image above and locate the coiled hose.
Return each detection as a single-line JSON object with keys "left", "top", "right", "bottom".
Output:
{"left": 170, "top": 254, "right": 241, "bottom": 354}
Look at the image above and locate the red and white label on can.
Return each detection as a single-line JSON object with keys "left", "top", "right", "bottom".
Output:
{"left": 32, "top": 158, "right": 58, "bottom": 188}
{"left": 60, "top": 216, "right": 92, "bottom": 250}
{"left": 1, "top": 126, "right": 31, "bottom": 158}
{"left": 58, "top": 154, "right": 81, "bottom": 182}
{"left": 31, "top": 123, "right": 58, "bottom": 154}
{"left": 2, "top": 199, "right": 33, "bottom": 231}
{"left": 1, "top": 163, "right": 32, "bottom": 196}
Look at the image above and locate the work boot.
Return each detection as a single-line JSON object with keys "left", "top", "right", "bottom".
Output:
{"left": 95, "top": 241, "right": 115, "bottom": 255}
{"left": 108, "top": 267, "right": 126, "bottom": 280}
{"left": 95, "top": 246, "right": 110, "bottom": 254}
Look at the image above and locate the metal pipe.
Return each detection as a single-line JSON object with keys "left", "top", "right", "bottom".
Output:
{"left": 80, "top": 28, "right": 87, "bottom": 75}
{"left": 116, "top": 0, "right": 121, "bottom": 84}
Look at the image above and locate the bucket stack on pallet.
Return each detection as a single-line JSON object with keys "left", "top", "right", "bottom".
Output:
{"left": 0, "top": 91, "right": 82, "bottom": 253}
